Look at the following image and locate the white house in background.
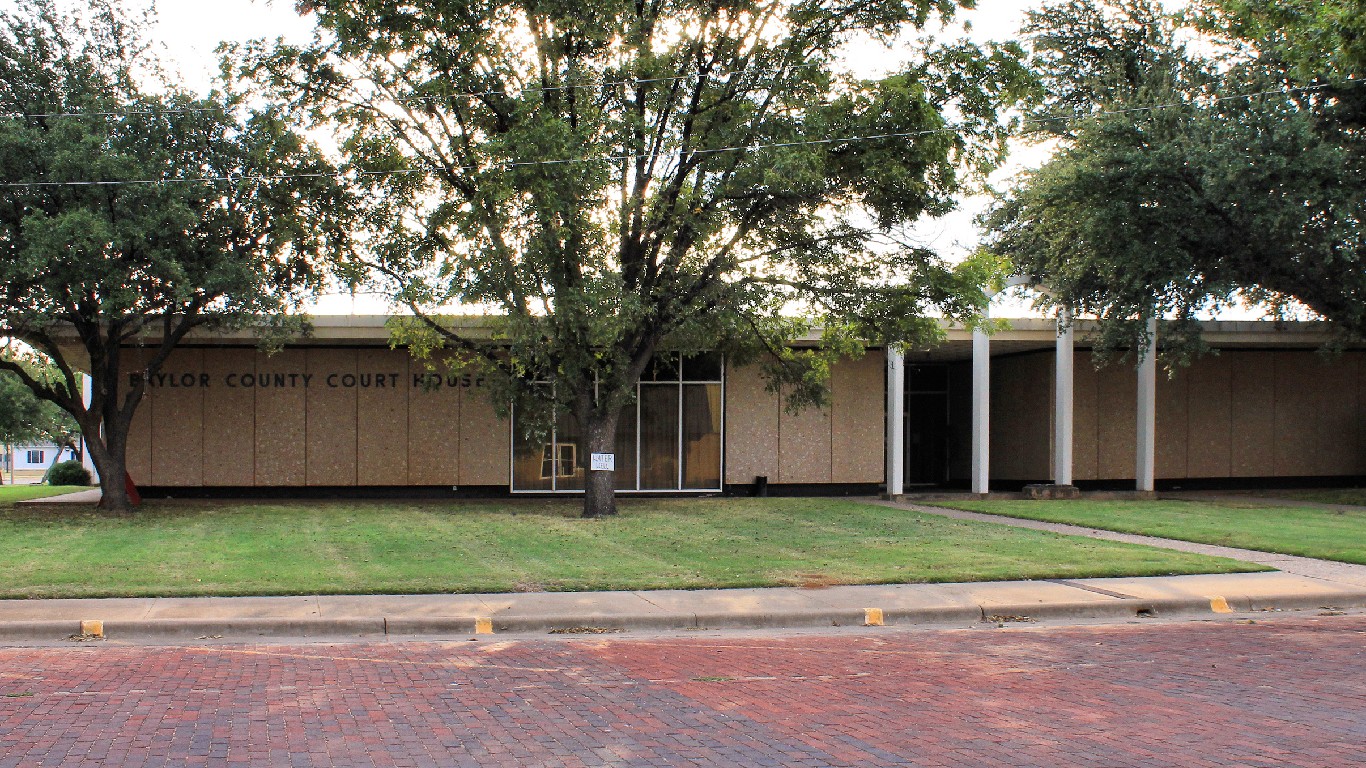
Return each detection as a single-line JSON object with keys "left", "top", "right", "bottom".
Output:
{"left": 1, "top": 443, "right": 77, "bottom": 472}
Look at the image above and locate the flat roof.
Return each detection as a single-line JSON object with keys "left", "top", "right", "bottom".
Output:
{"left": 50, "top": 316, "right": 1354, "bottom": 369}
{"left": 172, "top": 315, "right": 1347, "bottom": 347}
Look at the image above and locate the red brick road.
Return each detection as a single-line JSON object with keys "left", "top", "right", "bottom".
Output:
{"left": 2, "top": 615, "right": 1363, "bottom": 767}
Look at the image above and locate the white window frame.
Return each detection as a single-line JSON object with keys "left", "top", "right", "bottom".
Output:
{"left": 509, "top": 355, "right": 725, "bottom": 493}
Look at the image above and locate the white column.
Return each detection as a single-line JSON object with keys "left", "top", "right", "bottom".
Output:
{"left": 971, "top": 317, "right": 990, "bottom": 495}
{"left": 80, "top": 374, "right": 100, "bottom": 483}
{"left": 1054, "top": 308, "right": 1074, "bottom": 487}
{"left": 884, "top": 346, "right": 905, "bottom": 498}
{"left": 1135, "top": 318, "right": 1158, "bottom": 492}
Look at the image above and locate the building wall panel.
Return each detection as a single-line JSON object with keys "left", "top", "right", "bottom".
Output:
{"left": 831, "top": 352, "right": 885, "bottom": 484}
{"left": 253, "top": 349, "right": 308, "bottom": 486}
{"left": 1072, "top": 352, "right": 1100, "bottom": 482}
{"left": 149, "top": 348, "right": 204, "bottom": 487}
{"left": 460, "top": 377, "right": 510, "bottom": 486}
{"left": 1095, "top": 360, "right": 1137, "bottom": 480}
{"left": 122, "top": 348, "right": 154, "bottom": 485}
{"left": 1228, "top": 352, "right": 1276, "bottom": 476}
{"left": 778, "top": 392, "right": 832, "bottom": 485}
{"left": 407, "top": 362, "right": 462, "bottom": 486}
{"left": 723, "top": 364, "right": 780, "bottom": 484}
{"left": 1359, "top": 352, "right": 1366, "bottom": 475}
{"left": 1155, "top": 367, "right": 1189, "bottom": 479}
{"left": 1359, "top": 352, "right": 1366, "bottom": 474}
{"left": 988, "top": 359, "right": 1022, "bottom": 481}
{"left": 1313, "top": 352, "right": 1361, "bottom": 476}
{"left": 1185, "top": 354, "right": 1233, "bottom": 478}
{"left": 202, "top": 348, "right": 256, "bottom": 486}
{"left": 356, "top": 350, "right": 409, "bottom": 486}
{"left": 1022, "top": 354, "right": 1054, "bottom": 480}
{"left": 305, "top": 348, "right": 358, "bottom": 486}
{"left": 988, "top": 353, "right": 1054, "bottom": 482}
{"left": 1273, "top": 351, "right": 1322, "bottom": 477}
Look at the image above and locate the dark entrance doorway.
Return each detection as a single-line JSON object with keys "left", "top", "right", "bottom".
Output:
{"left": 904, "top": 364, "right": 950, "bottom": 485}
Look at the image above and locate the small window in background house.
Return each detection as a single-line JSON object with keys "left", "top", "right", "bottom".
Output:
{"left": 27, "top": 450, "right": 44, "bottom": 464}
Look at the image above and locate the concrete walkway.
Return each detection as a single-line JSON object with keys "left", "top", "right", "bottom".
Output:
{"left": 16, "top": 488, "right": 102, "bottom": 506}
{"left": 875, "top": 498, "right": 1366, "bottom": 588}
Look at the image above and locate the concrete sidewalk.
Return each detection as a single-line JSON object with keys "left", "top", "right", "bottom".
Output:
{"left": 1, "top": 570, "right": 1363, "bottom": 643}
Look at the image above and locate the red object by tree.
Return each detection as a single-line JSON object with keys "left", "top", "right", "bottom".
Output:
{"left": 124, "top": 472, "right": 141, "bottom": 506}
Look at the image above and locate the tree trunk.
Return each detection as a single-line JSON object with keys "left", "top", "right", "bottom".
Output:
{"left": 93, "top": 452, "right": 131, "bottom": 511}
{"left": 85, "top": 421, "right": 134, "bottom": 512}
{"left": 40, "top": 443, "right": 69, "bottom": 484}
{"left": 581, "top": 411, "right": 621, "bottom": 518}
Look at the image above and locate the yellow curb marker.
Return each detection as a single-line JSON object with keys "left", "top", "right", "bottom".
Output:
{"left": 1208, "top": 596, "right": 1233, "bottom": 614}
{"left": 474, "top": 618, "right": 494, "bottom": 635}
{"left": 864, "top": 608, "right": 885, "bottom": 627}
{"left": 80, "top": 620, "right": 104, "bottom": 638}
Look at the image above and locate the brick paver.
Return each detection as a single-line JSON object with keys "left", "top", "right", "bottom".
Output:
{"left": 2, "top": 616, "right": 1363, "bottom": 767}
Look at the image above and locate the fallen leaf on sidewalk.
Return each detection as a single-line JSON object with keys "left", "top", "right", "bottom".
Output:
{"left": 985, "top": 615, "right": 1037, "bottom": 623}
{"left": 548, "top": 626, "right": 623, "bottom": 635}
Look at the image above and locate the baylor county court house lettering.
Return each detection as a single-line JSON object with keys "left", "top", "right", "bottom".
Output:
{"left": 100, "top": 316, "right": 1365, "bottom": 496}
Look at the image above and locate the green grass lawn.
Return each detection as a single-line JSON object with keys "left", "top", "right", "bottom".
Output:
{"left": 0, "top": 497, "right": 1262, "bottom": 599}
{"left": 1263, "top": 488, "right": 1366, "bottom": 507}
{"left": 928, "top": 499, "right": 1366, "bottom": 564}
{"left": 0, "top": 485, "right": 88, "bottom": 504}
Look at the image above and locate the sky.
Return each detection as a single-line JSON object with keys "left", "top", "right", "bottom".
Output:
{"left": 129, "top": 0, "right": 1044, "bottom": 314}
{"left": 3, "top": 0, "right": 1204, "bottom": 319}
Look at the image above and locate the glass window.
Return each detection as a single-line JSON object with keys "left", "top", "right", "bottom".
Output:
{"left": 509, "top": 354, "right": 723, "bottom": 492}
{"left": 682, "top": 384, "right": 722, "bottom": 489}
{"left": 644, "top": 353, "right": 680, "bottom": 382}
{"left": 26, "top": 450, "right": 44, "bottom": 465}
{"left": 554, "top": 411, "right": 586, "bottom": 490}
{"left": 683, "top": 352, "right": 723, "bottom": 382}
{"left": 512, "top": 425, "right": 555, "bottom": 491}
{"left": 613, "top": 405, "right": 638, "bottom": 491}
{"left": 638, "top": 384, "right": 680, "bottom": 489}
{"left": 512, "top": 385, "right": 555, "bottom": 491}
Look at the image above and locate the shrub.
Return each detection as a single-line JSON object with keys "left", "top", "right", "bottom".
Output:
{"left": 47, "top": 460, "right": 92, "bottom": 486}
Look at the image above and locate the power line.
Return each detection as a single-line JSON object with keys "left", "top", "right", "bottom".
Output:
{"left": 0, "top": 104, "right": 230, "bottom": 120}
{"left": 0, "top": 80, "right": 1356, "bottom": 189}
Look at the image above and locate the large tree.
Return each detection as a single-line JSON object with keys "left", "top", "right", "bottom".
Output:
{"left": 248, "top": 0, "right": 1029, "bottom": 516}
{"left": 0, "top": 0, "right": 354, "bottom": 510}
{"left": 1197, "top": 0, "right": 1366, "bottom": 82}
{"left": 984, "top": 0, "right": 1365, "bottom": 358}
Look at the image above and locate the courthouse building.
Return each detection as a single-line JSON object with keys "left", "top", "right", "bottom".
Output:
{"left": 106, "top": 316, "right": 1365, "bottom": 496}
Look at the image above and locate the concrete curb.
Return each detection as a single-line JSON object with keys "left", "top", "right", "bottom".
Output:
{"left": 100, "top": 617, "right": 389, "bottom": 640}
{"left": 4, "top": 589, "right": 1363, "bottom": 643}
{"left": 0, "top": 620, "right": 85, "bottom": 641}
